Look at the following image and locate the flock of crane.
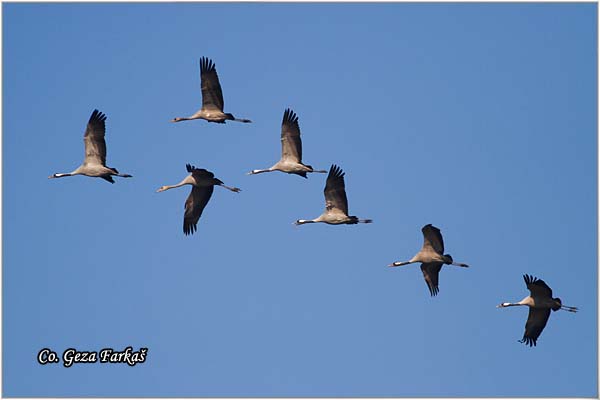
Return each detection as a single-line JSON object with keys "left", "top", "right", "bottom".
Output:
{"left": 48, "top": 57, "right": 578, "bottom": 347}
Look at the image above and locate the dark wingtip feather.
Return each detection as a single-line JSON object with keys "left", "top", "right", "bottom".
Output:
{"left": 328, "top": 164, "right": 345, "bottom": 180}
{"left": 89, "top": 109, "right": 107, "bottom": 124}
{"left": 184, "top": 222, "right": 197, "bottom": 236}
{"left": 199, "top": 57, "right": 216, "bottom": 73}
{"left": 519, "top": 337, "right": 537, "bottom": 347}
{"left": 283, "top": 108, "right": 298, "bottom": 125}
{"left": 523, "top": 274, "right": 540, "bottom": 286}
{"left": 186, "top": 164, "right": 196, "bottom": 173}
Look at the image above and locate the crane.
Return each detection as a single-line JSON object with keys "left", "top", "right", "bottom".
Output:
{"left": 248, "top": 108, "right": 326, "bottom": 178}
{"left": 388, "top": 224, "right": 469, "bottom": 296}
{"left": 157, "top": 164, "right": 241, "bottom": 235}
{"left": 295, "top": 164, "right": 372, "bottom": 225}
{"left": 171, "top": 57, "right": 251, "bottom": 124}
{"left": 49, "top": 109, "right": 132, "bottom": 183}
{"left": 497, "top": 274, "right": 578, "bottom": 346}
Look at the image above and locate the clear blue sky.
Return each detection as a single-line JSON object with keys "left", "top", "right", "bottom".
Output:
{"left": 3, "top": 2, "right": 597, "bottom": 397}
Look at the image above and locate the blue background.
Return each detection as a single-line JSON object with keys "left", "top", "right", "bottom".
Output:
{"left": 3, "top": 2, "right": 597, "bottom": 397}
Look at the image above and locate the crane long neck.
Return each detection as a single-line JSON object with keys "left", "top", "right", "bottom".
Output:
{"left": 172, "top": 116, "right": 194, "bottom": 122}
{"left": 389, "top": 260, "right": 414, "bottom": 267}
{"left": 50, "top": 168, "right": 82, "bottom": 178}
{"left": 167, "top": 183, "right": 186, "bottom": 190}
{"left": 249, "top": 168, "right": 273, "bottom": 175}
{"left": 499, "top": 299, "right": 529, "bottom": 308}
{"left": 160, "top": 179, "right": 190, "bottom": 191}
{"left": 408, "top": 255, "right": 421, "bottom": 264}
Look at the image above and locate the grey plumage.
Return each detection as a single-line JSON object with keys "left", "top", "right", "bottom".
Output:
{"left": 171, "top": 57, "right": 251, "bottom": 124}
{"left": 295, "top": 164, "right": 372, "bottom": 225}
{"left": 388, "top": 224, "right": 469, "bottom": 296}
{"left": 157, "top": 164, "right": 241, "bottom": 235}
{"left": 497, "top": 274, "right": 578, "bottom": 346}
{"left": 48, "top": 109, "right": 132, "bottom": 183}
{"left": 248, "top": 108, "right": 326, "bottom": 178}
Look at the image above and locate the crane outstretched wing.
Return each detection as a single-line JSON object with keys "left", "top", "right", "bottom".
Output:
{"left": 323, "top": 164, "right": 349, "bottom": 216}
{"left": 280, "top": 108, "right": 303, "bottom": 163}
{"left": 186, "top": 164, "right": 215, "bottom": 181}
{"left": 199, "top": 57, "right": 225, "bottom": 112}
{"left": 83, "top": 109, "right": 107, "bottom": 166}
{"left": 520, "top": 307, "right": 551, "bottom": 347}
{"left": 421, "top": 262, "right": 443, "bottom": 296}
{"left": 421, "top": 224, "right": 444, "bottom": 255}
{"left": 523, "top": 274, "right": 553, "bottom": 298}
{"left": 183, "top": 185, "right": 214, "bottom": 236}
